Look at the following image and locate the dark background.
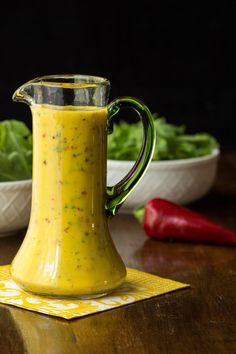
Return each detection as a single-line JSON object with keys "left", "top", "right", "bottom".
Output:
{"left": 0, "top": 2, "right": 235, "bottom": 150}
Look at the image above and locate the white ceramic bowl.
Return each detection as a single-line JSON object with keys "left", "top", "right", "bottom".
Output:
{"left": 0, "top": 180, "right": 32, "bottom": 237}
{"left": 107, "top": 149, "right": 220, "bottom": 214}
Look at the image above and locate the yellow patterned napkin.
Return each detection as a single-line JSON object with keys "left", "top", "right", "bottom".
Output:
{"left": 0, "top": 265, "right": 189, "bottom": 319}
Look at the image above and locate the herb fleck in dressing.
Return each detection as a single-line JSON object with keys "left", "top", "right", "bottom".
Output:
{"left": 11, "top": 105, "right": 126, "bottom": 297}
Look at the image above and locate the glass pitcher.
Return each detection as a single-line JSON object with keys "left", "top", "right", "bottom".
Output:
{"left": 11, "top": 75, "right": 155, "bottom": 298}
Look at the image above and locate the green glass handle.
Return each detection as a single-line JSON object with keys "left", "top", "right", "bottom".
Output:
{"left": 105, "top": 97, "right": 156, "bottom": 216}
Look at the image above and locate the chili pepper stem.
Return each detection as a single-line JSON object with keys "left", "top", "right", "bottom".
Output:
{"left": 133, "top": 206, "right": 145, "bottom": 224}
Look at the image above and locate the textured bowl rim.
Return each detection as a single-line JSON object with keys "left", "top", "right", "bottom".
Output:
{"left": 108, "top": 148, "right": 220, "bottom": 168}
{"left": 0, "top": 179, "right": 32, "bottom": 187}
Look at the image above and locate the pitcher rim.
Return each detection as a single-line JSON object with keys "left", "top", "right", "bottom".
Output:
{"left": 23, "top": 74, "right": 110, "bottom": 88}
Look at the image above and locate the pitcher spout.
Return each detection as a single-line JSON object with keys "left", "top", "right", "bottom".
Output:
{"left": 12, "top": 82, "right": 34, "bottom": 105}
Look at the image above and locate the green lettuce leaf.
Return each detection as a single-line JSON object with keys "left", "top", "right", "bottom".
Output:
{"left": 107, "top": 113, "right": 219, "bottom": 161}
{"left": 0, "top": 120, "right": 32, "bottom": 181}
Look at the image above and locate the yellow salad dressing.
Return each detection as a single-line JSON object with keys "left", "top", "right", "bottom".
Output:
{"left": 11, "top": 105, "right": 126, "bottom": 297}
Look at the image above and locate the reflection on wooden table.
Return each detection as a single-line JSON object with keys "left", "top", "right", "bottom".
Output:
{"left": 142, "top": 239, "right": 236, "bottom": 276}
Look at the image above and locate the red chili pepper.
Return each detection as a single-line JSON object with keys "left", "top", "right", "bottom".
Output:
{"left": 134, "top": 198, "right": 236, "bottom": 246}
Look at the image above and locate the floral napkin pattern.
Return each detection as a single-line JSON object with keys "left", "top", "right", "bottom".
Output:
{"left": 0, "top": 265, "right": 189, "bottom": 319}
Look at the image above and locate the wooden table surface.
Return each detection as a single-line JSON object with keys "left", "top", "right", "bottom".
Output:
{"left": 0, "top": 152, "right": 236, "bottom": 354}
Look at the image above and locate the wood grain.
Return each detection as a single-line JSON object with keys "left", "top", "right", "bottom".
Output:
{"left": 0, "top": 152, "right": 236, "bottom": 354}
